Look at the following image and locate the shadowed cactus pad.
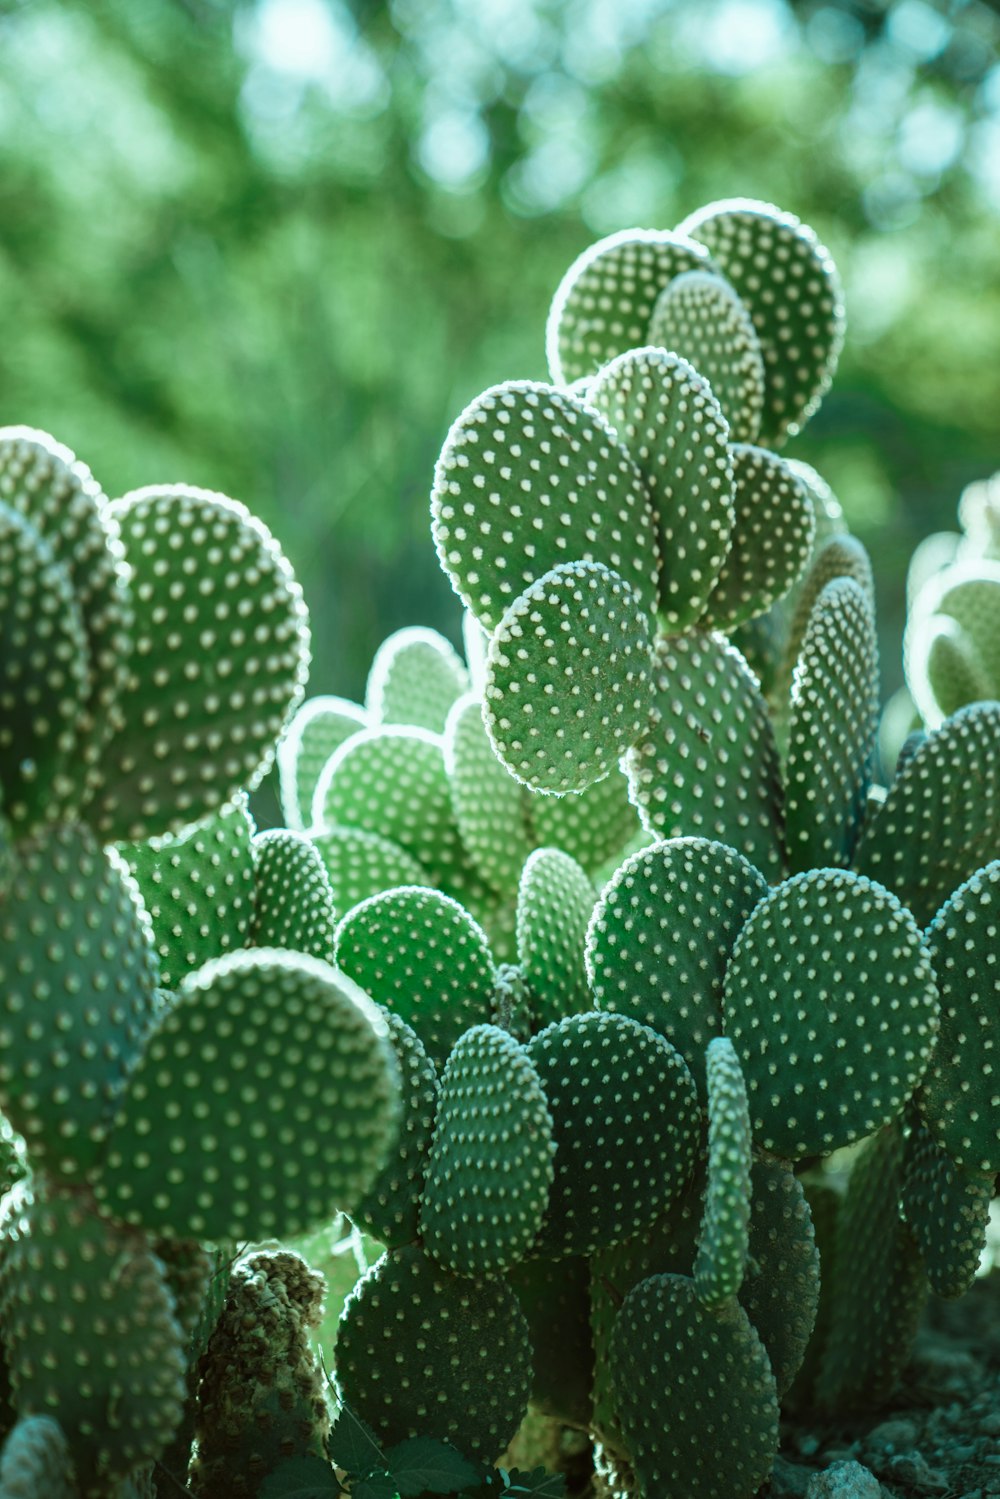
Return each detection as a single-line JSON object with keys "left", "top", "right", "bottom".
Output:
{"left": 420, "top": 1025, "right": 555, "bottom": 1276}
{"left": 694, "top": 1037, "right": 752, "bottom": 1309}
{"left": 335, "top": 1244, "right": 533, "bottom": 1461}
{"left": 723, "top": 869, "right": 940, "bottom": 1157}
{"left": 902, "top": 1116, "right": 992, "bottom": 1299}
{"left": 648, "top": 269, "right": 766, "bottom": 444}
{"left": 0, "top": 1416, "right": 76, "bottom": 1499}
{"left": 94, "top": 948, "right": 400, "bottom": 1241}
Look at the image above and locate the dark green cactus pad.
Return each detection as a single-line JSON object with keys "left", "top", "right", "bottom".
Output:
{"left": 431, "top": 381, "right": 660, "bottom": 633}
{"left": 0, "top": 822, "right": 159, "bottom": 1178}
{"left": 527, "top": 764, "right": 640, "bottom": 879}
{"left": 784, "top": 578, "right": 878, "bottom": 872}
{"left": 118, "top": 794, "right": 256, "bottom": 991}
{"left": 815, "top": 1123, "right": 928, "bottom": 1412}
{"left": 694, "top": 1038, "right": 752, "bottom": 1309}
{"left": 902, "top": 1114, "right": 993, "bottom": 1299}
{"left": 527, "top": 1012, "right": 699, "bottom": 1257}
{"left": 0, "top": 426, "right": 133, "bottom": 807}
{"left": 625, "top": 631, "right": 784, "bottom": 881}
{"left": 677, "top": 199, "right": 845, "bottom": 447}
{"left": 0, "top": 1415, "right": 76, "bottom": 1499}
{"left": 153, "top": 1236, "right": 216, "bottom": 1351}
{"left": 333, "top": 886, "right": 496, "bottom": 1062}
{"left": 86, "top": 485, "right": 310, "bottom": 842}
{"left": 250, "top": 828, "right": 336, "bottom": 961}
{"left": 351, "top": 1010, "right": 439, "bottom": 1248}
{"left": 365, "top": 626, "right": 469, "bottom": 732}
{"left": 445, "top": 692, "right": 533, "bottom": 895}
{"left": 310, "top": 825, "right": 428, "bottom": 921}
{"left": 608, "top": 1273, "right": 779, "bottom": 1499}
{"left": 723, "top": 868, "right": 939, "bottom": 1158}
{"left": 335, "top": 1244, "right": 533, "bottom": 1461}
{"left": 545, "top": 228, "right": 711, "bottom": 388}
{"left": 0, "top": 502, "right": 91, "bottom": 830}
{"left": 648, "top": 269, "right": 766, "bottom": 444}
{"left": 701, "top": 445, "right": 815, "bottom": 632}
{"left": 517, "top": 847, "right": 595, "bottom": 1026}
{"left": 507, "top": 1255, "right": 593, "bottom": 1429}
{"left": 483, "top": 561, "right": 654, "bottom": 793}
{"left": 94, "top": 948, "right": 400, "bottom": 1241}
{"left": 313, "top": 726, "right": 464, "bottom": 887}
{"left": 740, "top": 1155, "right": 819, "bottom": 1398}
{"left": 420, "top": 1025, "right": 555, "bottom": 1276}
{"left": 277, "top": 694, "right": 368, "bottom": 830}
{"left": 906, "top": 563, "right": 1000, "bottom": 725}
{"left": 0, "top": 1178, "right": 187, "bottom": 1497}
{"left": 852, "top": 701, "right": 1000, "bottom": 926}
{"left": 918, "top": 859, "right": 1000, "bottom": 1172}
{"left": 588, "top": 347, "right": 733, "bottom": 632}
{"left": 585, "top": 836, "right": 768, "bottom": 1095}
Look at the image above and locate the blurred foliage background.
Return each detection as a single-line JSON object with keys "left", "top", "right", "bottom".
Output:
{"left": 2, "top": 0, "right": 999, "bottom": 728}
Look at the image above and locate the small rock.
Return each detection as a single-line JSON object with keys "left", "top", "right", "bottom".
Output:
{"left": 866, "top": 1419, "right": 919, "bottom": 1454}
{"left": 884, "top": 1453, "right": 949, "bottom": 1493}
{"left": 804, "top": 1460, "right": 881, "bottom": 1499}
{"left": 984, "top": 1412, "right": 1000, "bottom": 1438}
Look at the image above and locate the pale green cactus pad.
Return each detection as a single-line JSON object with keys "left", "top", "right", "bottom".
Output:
{"left": 918, "top": 859, "right": 1000, "bottom": 1172}
{"left": 527, "top": 763, "right": 640, "bottom": 878}
{"left": 483, "top": 560, "right": 654, "bottom": 793}
{"left": 250, "top": 827, "right": 337, "bottom": 961}
{"left": 608, "top": 1273, "right": 779, "bottom": 1499}
{"left": 0, "top": 822, "right": 159, "bottom": 1178}
{"left": 310, "top": 825, "right": 429, "bottom": 920}
{"left": 588, "top": 347, "right": 733, "bottom": 631}
{"left": 852, "top": 701, "right": 1000, "bottom": 926}
{"left": 0, "top": 502, "right": 90, "bottom": 830}
{"left": 312, "top": 726, "right": 464, "bottom": 886}
{"left": 648, "top": 269, "right": 766, "bottom": 444}
{"left": 723, "top": 868, "right": 940, "bottom": 1158}
{"left": 773, "top": 532, "right": 874, "bottom": 731}
{"left": 586, "top": 836, "right": 768, "bottom": 1094}
{"left": 906, "top": 561, "right": 1000, "bottom": 726}
{"left": 87, "top": 485, "right": 310, "bottom": 842}
{"left": 278, "top": 694, "right": 368, "bottom": 830}
{"left": 0, "top": 1416, "right": 76, "bottom": 1499}
{"left": 517, "top": 847, "right": 595, "bottom": 1026}
{"left": 784, "top": 577, "right": 878, "bottom": 872}
{"left": 677, "top": 199, "right": 845, "bottom": 447}
{"left": 625, "top": 630, "right": 784, "bottom": 881}
{"left": 365, "top": 626, "right": 469, "bottom": 732}
{"left": 0, "top": 1178, "right": 187, "bottom": 1497}
{"left": 694, "top": 1037, "right": 752, "bottom": 1309}
{"left": 351, "top": 1010, "right": 439, "bottom": 1248}
{"left": 545, "top": 227, "right": 711, "bottom": 387}
{"left": 333, "top": 886, "right": 496, "bottom": 1061}
{"left": 335, "top": 1244, "right": 533, "bottom": 1461}
{"left": 527, "top": 1011, "right": 698, "bottom": 1257}
{"left": 445, "top": 692, "right": 533, "bottom": 895}
{"left": 420, "top": 1025, "right": 555, "bottom": 1277}
{"left": 119, "top": 794, "right": 256, "bottom": 990}
{"left": 902, "top": 1114, "right": 993, "bottom": 1299}
{"left": 93, "top": 949, "right": 400, "bottom": 1241}
{"left": 431, "top": 381, "right": 660, "bottom": 632}
{"left": 701, "top": 444, "right": 815, "bottom": 632}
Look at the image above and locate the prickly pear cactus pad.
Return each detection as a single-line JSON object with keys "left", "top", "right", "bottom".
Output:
{"left": 901, "top": 1115, "right": 993, "bottom": 1299}
{"left": 335, "top": 1244, "right": 533, "bottom": 1461}
{"left": 420, "top": 1025, "right": 555, "bottom": 1276}
{"left": 625, "top": 630, "right": 785, "bottom": 880}
{"left": 0, "top": 822, "right": 159, "bottom": 1178}
{"left": 739, "top": 1156, "right": 820, "bottom": 1398}
{"left": 917, "top": 859, "right": 1000, "bottom": 1172}
{"left": 694, "top": 1037, "right": 752, "bottom": 1309}
{"left": 527, "top": 763, "right": 641, "bottom": 878}
{"left": 119, "top": 793, "right": 256, "bottom": 990}
{"left": 545, "top": 227, "right": 711, "bottom": 387}
{"left": 648, "top": 269, "right": 766, "bottom": 444}
{"left": 586, "top": 836, "right": 769, "bottom": 1091}
{"left": 0, "top": 1415, "right": 76, "bottom": 1499}
{"left": 526, "top": 1011, "right": 699, "bottom": 1257}
{"left": 445, "top": 692, "right": 533, "bottom": 894}
{"left": 587, "top": 347, "right": 733, "bottom": 631}
{"left": 483, "top": 560, "right": 655, "bottom": 793}
{"left": 250, "top": 827, "right": 336, "bottom": 961}
{"left": 722, "top": 869, "right": 940, "bottom": 1158}
{"left": 365, "top": 626, "right": 469, "bottom": 732}
{"left": 86, "top": 485, "right": 310, "bottom": 843}
{"left": 310, "top": 825, "right": 428, "bottom": 921}
{"left": 608, "top": 1273, "right": 779, "bottom": 1499}
{"left": 852, "top": 701, "right": 1000, "bottom": 926}
{"left": 906, "top": 561, "right": 1000, "bottom": 726}
{"left": 333, "top": 886, "right": 496, "bottom": 1061}
{"left": 430, "top": 381, "right": 660, "bottom": 633}
{"left": 278, "top": 694, "right": 368, "bottom": 830}
{"left": 676, "top": 199, "right": 845, "bottom": 447}
{"left": 0, "top": 1178, "right": 187, "bottom": 1497}
{"left": 517, "top": 846, "right": 596, "bottom": 1025}
{"left": 93, "top": 949, "right": 400, "bottom": 1241}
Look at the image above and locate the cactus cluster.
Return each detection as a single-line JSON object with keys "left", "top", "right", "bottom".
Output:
{"left": 1, "top": 199, "right": 999, "bottom": 1499}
